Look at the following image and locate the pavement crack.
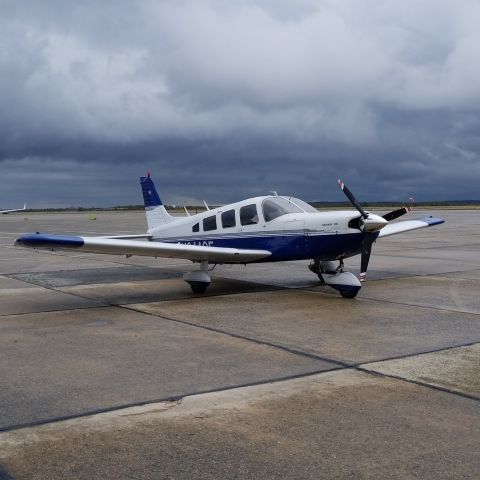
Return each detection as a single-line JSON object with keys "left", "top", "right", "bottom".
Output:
{"left": 0, "top": 304, "right": 107, "bottom": 318}
{"left": 357, "top": 295, "right": 480, "bottom": 316}
{"left": 356, "top": 367, "right": 480, "bottom": 403}
{"left": 0, "top": 367, "right": 343, "bottom": 434}
{"left": 118, "top": 304, "right": 352, "bottom": 368}
{"left": 356, "top": 340, "right": 480, "bottom": 366}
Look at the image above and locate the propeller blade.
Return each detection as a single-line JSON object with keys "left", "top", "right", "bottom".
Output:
{"left": 382, "top": 206, "right": 413, "bottom": 222}
{"left": 360, "top": 234, "right": 375, "bottom": 282}
{"left": 338, "top": 179, "right": 368, "bottom": 219}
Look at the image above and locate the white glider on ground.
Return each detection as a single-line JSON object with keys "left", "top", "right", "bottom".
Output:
{"left": 16, "top": 176, "right": 444, "bottom": 298}
{"left": 1, "top": 203, "right": 26, "bottom": 214}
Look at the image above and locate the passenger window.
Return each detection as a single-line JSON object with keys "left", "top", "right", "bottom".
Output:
{"left": 203, "top": 215, "right": 217, "bottom": 231}
{"left": 192, "top": 223, "right": 199, "bottom": 232}
{"left": 240, "top": 204, "right": 259, "bottom": 226}
{"left": 221, "top": 209, "right": 236, "bottom": 228}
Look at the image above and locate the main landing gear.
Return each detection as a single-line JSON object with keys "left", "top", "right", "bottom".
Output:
{"left": 309, "top": 259, "right": 361, "bottom": 298}
{"left": 183, "top": 261, "right": 211, "bottom": 294}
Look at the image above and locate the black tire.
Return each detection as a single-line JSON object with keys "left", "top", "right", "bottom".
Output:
{"left": 189, "top": 281, "right": 209, "bottom": 294}
{"left": 339, "top": 289, "right": 358, "bottom": 299}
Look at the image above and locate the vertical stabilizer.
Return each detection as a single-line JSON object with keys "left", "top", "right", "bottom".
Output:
{"left": 140, "top": 173, "right": 176, "bottom": 231}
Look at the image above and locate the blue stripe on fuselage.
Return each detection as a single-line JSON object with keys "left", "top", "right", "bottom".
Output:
{"left": 156, "top": 231, "right": 370, "bottom": 262}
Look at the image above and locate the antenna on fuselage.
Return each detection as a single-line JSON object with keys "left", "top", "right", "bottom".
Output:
{"left": 184, "top": 206, "right": 191, "bottom": 216}
{"left": 269, "top": 191, "right": 278, "bottom": 196}
{"left": 203, "top": 200, "right": 210, "bottom": 211}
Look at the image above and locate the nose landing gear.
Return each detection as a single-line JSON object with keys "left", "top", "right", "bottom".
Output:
{"left": 309, "top": 259, "right": 361, "bottom": 298}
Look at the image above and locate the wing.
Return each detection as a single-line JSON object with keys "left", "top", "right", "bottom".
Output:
{"left": 15, "top": 233, "right": 271, "bottom": 263}
{"left": 98, "top": 234, "right": 153, "bottom": 240}
{"left": 378, "top": 216, "right": 444, "bottom": 238}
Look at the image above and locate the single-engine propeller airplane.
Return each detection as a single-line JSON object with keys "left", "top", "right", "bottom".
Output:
{"left": 1, "top": 203, "right": 26, "bottom": 214}
{"left": 15, "top": 175, "right": 444, "bottom": 298}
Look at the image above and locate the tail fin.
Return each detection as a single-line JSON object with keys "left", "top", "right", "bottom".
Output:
{"left": 140, "top": 173, "right": 176, "bottom": 231}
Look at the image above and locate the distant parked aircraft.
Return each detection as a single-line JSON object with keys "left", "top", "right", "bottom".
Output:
{"left": 1, "top": 203, "right": 26, "bottom": 214}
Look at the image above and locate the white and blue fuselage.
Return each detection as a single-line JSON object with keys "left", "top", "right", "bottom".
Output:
{"left": 148, "top": 197, "right": 372, "bottom": 264}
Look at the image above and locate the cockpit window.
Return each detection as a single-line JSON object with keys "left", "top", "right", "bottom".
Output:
{"left": 288, "top": 197, "right": 318, "bottom": 213}
{"left": 262, "top": 197, "right": 302, "bottom": 222}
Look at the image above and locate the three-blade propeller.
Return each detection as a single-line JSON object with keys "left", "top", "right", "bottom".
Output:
{"left": 338, "top": 180, "right": 368, "bottom": 219}
{"left": 338, "top": 179, "right": 413, "bottom": 282}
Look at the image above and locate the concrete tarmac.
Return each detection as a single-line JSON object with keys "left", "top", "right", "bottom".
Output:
{"left": 0, "top": 209, "right": 479, "bottom": 479}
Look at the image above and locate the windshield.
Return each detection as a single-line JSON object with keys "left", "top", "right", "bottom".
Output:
{"left": 288, "top": 197, "right": 318, "bottom": 213}
{"left": 262, "top": 197, "right": 303, "bottom": 222}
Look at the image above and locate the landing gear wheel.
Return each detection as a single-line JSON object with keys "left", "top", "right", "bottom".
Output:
{"left": 339, "top": 289, "right": 359, "bottom": 299}
{"left": 188, "top": 281, "right": 209, "bottom": 294}
{"left": 183, "top": 262, "right": 211, "bottom": 294}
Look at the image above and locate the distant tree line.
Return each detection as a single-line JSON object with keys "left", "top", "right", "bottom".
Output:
{"left": 20, "top": 200, "right": 480, "bottom": 213}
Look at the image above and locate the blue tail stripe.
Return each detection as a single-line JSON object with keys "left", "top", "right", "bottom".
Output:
{"left": 140, "top": 176, "right": 162, "bottom": 207}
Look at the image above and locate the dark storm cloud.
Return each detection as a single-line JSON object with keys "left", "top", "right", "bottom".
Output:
{"left": 1, "top": 0, "right": 480, "bottom": 207}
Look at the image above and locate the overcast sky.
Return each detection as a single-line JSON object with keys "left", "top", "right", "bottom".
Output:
{"left": 1, "top": 0, "right": 479, "bottom": 207}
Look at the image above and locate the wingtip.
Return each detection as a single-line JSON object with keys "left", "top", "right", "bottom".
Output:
{"left": 423, "top": 216, "right": 445, "bottom": 226}
{"left": 15, "top": 233, "right": 84, "bottom": 248}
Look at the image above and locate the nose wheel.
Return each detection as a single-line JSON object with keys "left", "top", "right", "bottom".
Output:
{"left": 308, "top": 259, "right": 360, "bottom": 298}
